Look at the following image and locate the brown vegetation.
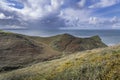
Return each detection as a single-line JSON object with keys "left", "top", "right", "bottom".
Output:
{"left": 0, "top": 31, "right": 106, "bottom": 72}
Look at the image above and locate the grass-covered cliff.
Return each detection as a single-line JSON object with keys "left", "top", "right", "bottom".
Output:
{"left": 0, "top": 31, "right": 61, "bottom": 72}
{"left": 0, "top": 31, "right": 106, "bottom": 72}
{"left": 0, "top": 45, "right": 120, "bottom": 80}
{"left": 50, "top": 33, "right": 107, "bottom": 53}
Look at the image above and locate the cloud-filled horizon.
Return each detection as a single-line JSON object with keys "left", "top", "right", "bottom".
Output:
{"left": 0, "top": 0, "right": 120, "bottom": 30}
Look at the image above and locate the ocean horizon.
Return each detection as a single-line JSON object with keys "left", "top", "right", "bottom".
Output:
{"left": 5, "top": 29, "right": 120, "bottom": 46}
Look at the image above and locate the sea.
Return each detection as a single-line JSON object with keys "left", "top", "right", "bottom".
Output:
{"left": 5, "top": 29, "right": 120, "bottom": 46}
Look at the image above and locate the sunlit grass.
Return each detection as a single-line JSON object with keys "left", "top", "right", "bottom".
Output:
{"left": 0, "top": 45, "right": 120, "bottom": 80}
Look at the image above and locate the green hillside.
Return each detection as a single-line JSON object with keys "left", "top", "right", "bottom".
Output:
{"left": 0, "top": 45, "right": 120, "bottom": 80}
{"left": 0, "top": 31, "right": 61, "bottom": 72}
{"left": 0, "top": 31, "right": 106, "bottom": 72}
{"left": 31, "top": 33, "right": 107, "bottom": 53}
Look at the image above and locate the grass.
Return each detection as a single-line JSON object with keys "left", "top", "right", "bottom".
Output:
{"left": 49, "top": 34, "right": 107, "bottom": 53}
{"left": 0, "top": 31, "right": 63, "bottom": 72}
{"left": 0, "top": 45, "right": 120, "bottom": 80}
{"left": 0, "top": 31, "right": 107, "bottom": 72}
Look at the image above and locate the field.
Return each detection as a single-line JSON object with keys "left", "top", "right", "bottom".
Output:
{"left": 0, "top": 45, "right": 120, "bottom": 80}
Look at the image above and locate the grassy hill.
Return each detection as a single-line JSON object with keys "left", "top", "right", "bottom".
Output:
{"left": 0, "top": 44, "right": 120, "bottom": 80}
{"left": 0, "top": 31, "right": 106, "bottom": 72}
{"left": 0, "top": 31, "right": 61, "bottom": 72}
{"left": 31, "top": 33, "right": 107, "bottom": 53}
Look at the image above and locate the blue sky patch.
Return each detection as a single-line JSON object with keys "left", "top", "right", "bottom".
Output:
{"left": 6, "top": 0, "right": 24, "bottom": 9}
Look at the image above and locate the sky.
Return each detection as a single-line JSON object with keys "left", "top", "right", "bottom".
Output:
{"left": 0, "top": 0, "right": 120, "bottom": 30}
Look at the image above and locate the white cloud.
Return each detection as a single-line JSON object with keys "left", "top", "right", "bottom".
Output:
{"left": 60, "top": 15, "right": 120, "bottom": 29}
{"left": 111, "top": 16, "right": 118, "bottom": 23}
{"left": 112, "top": 23, "right": 120, "bottom": 29}
{"left": 88, "top": 16, "right": 120, "bottom": 29}
{"left": 0, "top": 13, "right": 6, "bottom": 19}
{"left": 0, "top": 0, "right": 19, "bottom": 11}
{"left": 89, "top": 0, "right": 120, "bottom": 8}
{"left": 89, "top": 17, "right": 99, "bottom": 24}
{"left": 78, "top": 0, "right": 86, "bottom": 8}
{"left": 21, "top": 0, "right": 63, "bottom": 20}
{"left": 0, "top": 0, "right": 64, "bottom": 21}
{"left": 0, "top": 13, "right": 13, "bottom": 19}
{"left": 0, "top": 0, "right": 91, "bottom": 22}
{"left": 59, "top": 8, "right": 91, "bottom": 27}
{"left": 0, "top": 0, "right": 120, "bottom": 30}
{"left": 111, "top": 16, "right": 120, "bottom": 29}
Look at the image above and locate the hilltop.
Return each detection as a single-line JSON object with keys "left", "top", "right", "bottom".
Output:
{"left": 0, "top": 31, "right": 106, "bottom": 72}
{"left": 50, "top": 33, "right": 107, "bottom": 53}
{"left": 0, "top": 31, "right": 61, "bottom": 72}
{"left": 0, "top": 44, "right": 119, "bottom": 80}
{"left": 31, "top": 33, "right": 107, "bottom": 53}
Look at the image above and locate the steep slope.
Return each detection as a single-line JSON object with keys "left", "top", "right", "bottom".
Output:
{"left": 51, "top": 34, "right": 107, "bottom": 53}
{"left": 32, "top": 33, "right": 107, "bottom": 53}
{"left": 0, "top": 31, "right": 107, "bottom": 72}
{"left": 0, "top": 31, "right": 61, "bottom": 72}
{"left": 0, "top": 45, "right": 119, "bottom": 80}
